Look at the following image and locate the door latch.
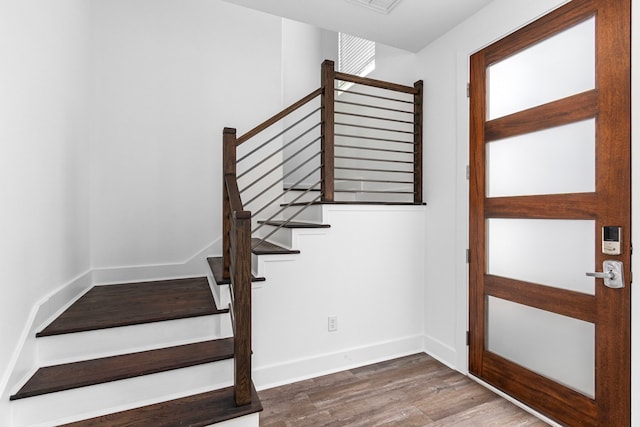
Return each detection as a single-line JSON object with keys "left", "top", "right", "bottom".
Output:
{"left": 586, "top": 260, "right": 624, "bottom": 288}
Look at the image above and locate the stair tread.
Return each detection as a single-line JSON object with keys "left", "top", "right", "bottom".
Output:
{"left": 10, "top": 338, "right": 234, "bottom": 400}
{"left": 251, "top": 238, "right": 300, "bottom": 255}
{"left": 207, "top": 257, "right": 265, "bottom": 285}
{"left": 283, "top": 201, "right": 425, "bottom": 206}
{"left": 60, "top": 383, "right": 262, "bottom": 427}
{"left": 37, "top": 277, "right": 226, "bottom": 337}
{"left": 258, "top": 220, "right": 330, "bottom": 229}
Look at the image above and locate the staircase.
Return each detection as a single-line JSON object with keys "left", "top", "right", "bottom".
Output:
{"left": 5, "top": 60, "right": 423, "bottom": 426}
{"left": 8, "top": 277, "right": 261, "bottom": 426}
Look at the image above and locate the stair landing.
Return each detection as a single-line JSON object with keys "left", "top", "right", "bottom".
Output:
{"left": 37, "top": 277, "right": 226, "bottom": 336}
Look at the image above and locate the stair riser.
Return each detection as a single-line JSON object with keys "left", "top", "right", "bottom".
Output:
{"left": 255, "top": 225, "right": 292, "bottom": 249}
{"left": 37, "top": 315, "right": 226, "bottom": 366}
{"left": 203, "top": 413, "right": 259, "bottom": 427}
{"left": 278, "top": 205, "right": 323, "bottom": 223}
{"left": 11, "top": 360, "right": 234, "bottom": 427}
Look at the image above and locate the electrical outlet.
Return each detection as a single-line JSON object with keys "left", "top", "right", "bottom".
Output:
{"left": 328, "top": 315, "right": 338, "bottom": 332}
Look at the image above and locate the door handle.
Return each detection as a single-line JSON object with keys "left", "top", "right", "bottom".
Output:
{"left": 586, "top": 260, "right": 624, "bottom": 288}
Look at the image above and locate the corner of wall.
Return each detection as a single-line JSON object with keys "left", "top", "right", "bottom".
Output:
{"left": 0, "top": 269, "right": 93, "bottom": 421}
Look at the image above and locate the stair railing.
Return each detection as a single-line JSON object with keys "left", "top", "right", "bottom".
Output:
{"left": 220, "top": 60, "right": 422, "bottom": 407}
{"left": 326, "top": 60, "right": 423, "bottom": 204}
{"left": 222, "top": 129, "right": 252, "bottom": 406}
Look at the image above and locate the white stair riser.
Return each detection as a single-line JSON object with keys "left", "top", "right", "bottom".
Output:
{"left": 205, "top": 413, "right": 259, "bottom": 427}
{"left": 282, "top": 190, "right": 321, "bottom": 204}
{"left": 37, "top": 315, "right": 226, "bottom": 366}
{"left": 12, "top": 360, "right": 234, "bottom": 427}
{"left": 278, "top": 205, "right": 323, "bottom": 223}
{"left": 256, "top": 225, "right": 292, "bottom": 248}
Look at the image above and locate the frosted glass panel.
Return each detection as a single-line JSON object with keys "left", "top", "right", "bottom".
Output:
{"left": 487, "top": 296, "right": 595, "bottom": 397}
{"left": 488, "top": 17, "right": 595, "bottom": 120}
{"left": 486, "top": 119, "right": 595, "bottom": 198}
{"left": 487, "top": 219, "right": 595, "bottom": 294}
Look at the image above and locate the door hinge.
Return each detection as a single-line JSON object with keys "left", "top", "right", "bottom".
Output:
{"left": 466, "top": 249, "right": 470, "bottom": 263}
{"left": 466, "top": 331, "right": 470, "bottom": 346}
{"left": 466, "top": 83, "right": 470, "bottom": 98}
{"left": 466, "top": 165, "right": 470, "bottom": 180}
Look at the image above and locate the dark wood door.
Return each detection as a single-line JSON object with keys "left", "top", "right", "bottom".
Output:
{"left": 468, "top": 0, "right": 630, "bottom": 425}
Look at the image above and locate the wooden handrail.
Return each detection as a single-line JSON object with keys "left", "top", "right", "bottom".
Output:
{"left": 224, "top": 175, "right": 250, "bottom": 219}
{"left": 237, "top": 88, "right": 323, "bottom": 145}
{"left": 219, "top": 59, "right": 424, "bottom": 407}
{"left": 335, "top": 71, "right": 418, "bottom": 95}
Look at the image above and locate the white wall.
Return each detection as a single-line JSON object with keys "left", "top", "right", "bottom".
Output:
{"left": 416, "top": 0, "right": 638, "bottom": 423}
{"left": 250, "top": 205, "right": 425, "bottom": 389}
{"left": 89, "top": 0, "right": 284, "bottom": 271}
{"left": 0, "top": 0, "right": 92, "bottom": 422}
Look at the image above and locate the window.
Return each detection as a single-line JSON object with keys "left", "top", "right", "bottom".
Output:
{"left": 338, "top": 33, "right": 375, "bottom": 83}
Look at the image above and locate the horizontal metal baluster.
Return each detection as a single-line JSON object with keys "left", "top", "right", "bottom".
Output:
{"left": 251, "top": 167, "right": 322, "bottom": 218}
{"left": 237, "top": 107, "right": 321, "bottom": 164}
{"left": 334, "top": 144, "right": 413, "bottom": 155}
{"left": 335, "top": 155, "right": 414, "bottom": 165}
{"left": 335, "top": 166, "right": 413, "bottom": 174}
{"left": 335, "top": 122, "right": 415, "bottom": 135}
{"left": 335, "top": 133, "right": 414, "bottom": 145}
{"left": 335, "top": 100, "right": 414, "bottom": 115}
{"left": 253, "top": 166, "right": 322, "bottom": 218}
{"left": 335, "top": 190, "right": 415, "bottom": 194}
{"left": 242, "top": 154, "right": 320, "bottom": 207}
{"left": 335, "top": 177, "right": 414, "bottom": 185}
{"left": 335, "top": 111, "right": 414, "bottom": 125}
{"left": 334, "top": 88, "right": 414, "bottom": 104}
{"left": 237, "top": 124, "right": 320, "bottom": 180}
{"left": 252, "top": 185, "right": 322, "bottom": 236}
{"left": 252, "top": 192, "right": 323, "bottom": 248}
{"left": 247, "top": 166, "right": 322, "bottom": 218}
{"left": 240, "top": 139, "right": 320, "bottom": 195}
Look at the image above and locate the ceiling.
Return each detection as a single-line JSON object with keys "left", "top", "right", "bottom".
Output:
{"left": 222, "top": 0, "right": 495, "bottom": 52}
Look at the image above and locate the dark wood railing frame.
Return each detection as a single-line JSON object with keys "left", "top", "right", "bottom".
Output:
{"left": 222, "top": 128, "right": 253, "bottom": 406}
{"left": 220, "top": 61, "right": 423, "bottom": 407}
{"left": 320, "top": 59, "right": 423, "bottom": 204}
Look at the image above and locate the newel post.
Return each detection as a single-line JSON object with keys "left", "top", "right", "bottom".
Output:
{"left": 320, "top": 60, "right": 335, "bottom": 202}
{"left": 233, "top": 211, "right": 252, "bottom": 406}
{"left": 222, "top": 127, "right": 237, "bottom": 280}
{"left": 413, "top": 80, "right": 424, "bottom": 204}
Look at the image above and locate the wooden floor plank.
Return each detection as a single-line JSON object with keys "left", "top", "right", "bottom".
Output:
{"left": 61, "top": 383, "right": 262, "bottom": 427}
{"left": 38, "top": 277, "right": 225, "bottom": 336}
{"left": 10, "top": 338, "right": 234, "bottom": 400}
{"left": 258, "top": 353, "right": 548, "bottom": 426}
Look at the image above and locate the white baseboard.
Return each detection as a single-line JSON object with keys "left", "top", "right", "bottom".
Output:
{"left": 2, "top": 238, "right": 222, "bottom": 424}
{"left": 0, "top": 269, "right": 93, "bottom": 425}
{"left": 92, "top": 239, "right": 220, "bottom": 285}
{"left": 253, "top": 334, "right": 424, "bottom": 391}
{"left": 423, "top": 334, "right": 457, "bottom": 370}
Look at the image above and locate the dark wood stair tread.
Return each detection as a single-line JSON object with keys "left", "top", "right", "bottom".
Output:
{"left": 207, "top": 257, "right": 265, "bottom": 285}
{"left": 38, "top": 277, "right": 226, "bottom": 337}
{"left": 60, "top": 383, "right": 262, "bottom": 427}
{"left": 251, "top": 238, "right": 300, "bottom": 255}
{"left": 10, "top": 338, "right": 234, "bottom": 400}
{"left": 258, "top": 220, "right": 330, "bottom": 229}
{"left": 283, "top": 201, "right": 426, "bottom": 206}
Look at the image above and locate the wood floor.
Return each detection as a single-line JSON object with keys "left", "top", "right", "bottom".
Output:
{"left": 258, "top": 353, "right": 549, "bottom": 427}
